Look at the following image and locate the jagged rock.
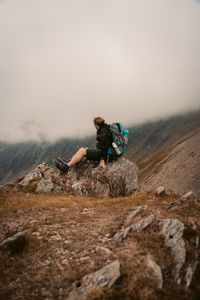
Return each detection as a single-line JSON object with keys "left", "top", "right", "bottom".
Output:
{"left": 96, "top": 246, "right": 113, "bottom": 258}
{"left": 36, "top": 181, "right": 54, "bottom": 193}
{"left": 18, "top": 162, "right": 61, "bottom": 193}
{"left": 71, "top": 181, "right": 88, "bottom": 196}
{"left": 124, "top": 205, "right": 148, "bottom": 227}
{"left": 18, "top": 158, "right": 138, "bottom": 197}
{"left": 161, "top": 219, "right": 185, "bottom": 285}
{"left": 145, "top": 255, "right": 163, "bottom": 289}
{"left": 67, "top": 260, "right": 121, "bottom": 300}
{"left": 155, "top": 186, "right": 165, "bottom": 196}
{"left": 0, "top": 232, "right": 27, "bottom": 254}
{"left": 114, "top": 214, "right": 155, "bottom": 242}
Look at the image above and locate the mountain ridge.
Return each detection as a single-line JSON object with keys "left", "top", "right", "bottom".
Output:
{"left": 0, "top": 110, "right": 200, "bottom": 186}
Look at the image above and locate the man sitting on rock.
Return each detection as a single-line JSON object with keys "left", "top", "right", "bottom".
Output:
{"left": 54, "top": 116, "right": 113, "bottom": 173}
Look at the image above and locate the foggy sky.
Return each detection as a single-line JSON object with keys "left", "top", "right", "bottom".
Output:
{"left": 0, "top": 0, "right": 200, "bottom": 142}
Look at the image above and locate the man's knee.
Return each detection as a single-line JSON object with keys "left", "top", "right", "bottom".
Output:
{"left": 79, "top": 147, "right": 87, "bottom": 156}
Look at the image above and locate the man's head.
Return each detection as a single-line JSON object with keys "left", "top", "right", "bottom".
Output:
{"left": 93, "top": 116, "right": 105, "bottom": 130}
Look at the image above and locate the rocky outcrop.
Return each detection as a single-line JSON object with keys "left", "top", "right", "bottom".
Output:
{"left": 114, "top": 214, "right": 155, "bottom": 242}
{"left": 124, "top": 205, "right": 148, "bottom": 227}
{"left": 17, "top": 158, "right": 138, "bottom": 197}
{"left": 18, "top": 163, "right": 61, "bottom": 193}
{"left": 96, "top": 246, "right": 113, "bottom": 259}
{"left": 161, "top": 219, "right": 185, "bottom": 285}
{"left": 67, "top": 260, "right": 121, "bottom": 300}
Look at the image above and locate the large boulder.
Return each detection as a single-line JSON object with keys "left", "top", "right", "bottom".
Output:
{"left": 18, "top": 158, "right": 138, "bottom": 197}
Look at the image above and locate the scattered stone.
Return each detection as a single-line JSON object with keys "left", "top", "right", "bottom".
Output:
{"left": 79, "top": 256, "right": 90, "bottom": 262}
{"left": 161, "top": 219, "right": 185, "bottom": 284}
{"left": 51, "top": 234, "right": 62, "bottom": 241}
{"left": 96, "top": 246, "right": 113, "bottom": 258}
{"left": 167, "top": 191, "right": 195, "bottom": 209}
{"left": 0, "top": 232, "right": 27, "bottom": 254}
{"left": 62, "top": 259, "right": 69, "bottom": 265}
{"left": 145, "top": 255, "right": 163, "bottom": 289}
{"left": 155, "top": 186, "right": 165, "bottom": 196}
{"left": 114, "top": 214, "right": 155, "bottom": 242}
{"left": 181, "top": 191, "right": 194, "bottom": 202}
{"left": 124, "top": 205, "right": 148, "bottom": 226}
{"left": 67, "top": 260, "right": 121, "bottom": 300}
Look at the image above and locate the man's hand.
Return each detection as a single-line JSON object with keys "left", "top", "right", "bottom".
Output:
{"left": 99, "top": 159, "right": 106, "bottom": 168}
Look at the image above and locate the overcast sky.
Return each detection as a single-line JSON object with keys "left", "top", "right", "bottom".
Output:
{"left": 0, "top": 0, "right": 200, "bottom": 142}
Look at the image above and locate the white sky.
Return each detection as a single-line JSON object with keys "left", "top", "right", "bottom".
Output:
{"left": 0, "top": 0, "right": 200, "bottom": 142}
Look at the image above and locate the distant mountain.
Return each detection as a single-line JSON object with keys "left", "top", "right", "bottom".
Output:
{"left": 0, "top": 110, "right": 200, "bottom": 185}
{"left": 0, "top": 136, "right": 95, "bottom": 185}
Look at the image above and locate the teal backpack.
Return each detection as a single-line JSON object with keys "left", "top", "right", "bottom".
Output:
{"left": 107, "top": 123, "right": 129, "bottom": 157}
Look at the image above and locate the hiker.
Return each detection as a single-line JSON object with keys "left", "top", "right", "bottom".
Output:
{"left": 54, "top": 116, "right": 113, "bottom": 173}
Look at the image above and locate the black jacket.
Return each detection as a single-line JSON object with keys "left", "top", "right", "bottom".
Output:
{"left": 96, "top": 123, "right": 113, "bottom": 159}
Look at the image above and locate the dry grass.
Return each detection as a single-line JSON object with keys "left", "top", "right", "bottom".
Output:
{"left": 0, "top": 190, "right": 200, "bottom": 300}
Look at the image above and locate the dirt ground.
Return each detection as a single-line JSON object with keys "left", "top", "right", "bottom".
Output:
{"left": 0, "top": 190, "right": 200, "bottom": 300}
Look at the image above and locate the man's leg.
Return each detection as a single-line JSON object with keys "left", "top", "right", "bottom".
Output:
{"left": 67, "top": 147, "right": 87, "bottom": 167}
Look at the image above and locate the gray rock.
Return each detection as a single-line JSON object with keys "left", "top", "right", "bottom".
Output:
{"left": 155, "top": 186, "right": 165, "bottom": 196}
{"left": 167, "top": 190, "right": 195, "bottom": 209}
{"left": 17, "top": 158, "right": 138, "bottom": 197}
{"left": 185, "top": 261, "right": 199, "bottom": 290}
{"left": 0, "top": 232, "right": 27, "bottom": 253}
{"left": 145, "top": 255, "right": 163, "bottom": 289}
{"left": 96, "top": 246, "right": 113, "bottom": 258}
{"left": 18, "top": 162, "right": 59, "bottom": 193}
{"left": 18, "top": 163, "right": 50, "bottom": 186}
{"left": 36, "top": 180, "right": 54, "bottom": 193}
{"left": 67, "top": 260, "right": 120, "bottom": 300}
{"left": 181, "top": 191, "right": 194, "bottom": 202}
{"left": 91, "top": 158, "right": 138, "bottom": 197}
{"left": 124, "top": 205, "right": 148, "bottom": 226}
{"left": 72, "top": 182, "right": 87, "bottom": 196}
{"left": 114, "top": 214, "right": 155, "bottom": 242}
{"left": 161, "top": 219, "right": 185, "bottom": 284}
{"left": 55, "top": 185, "right": 62, "bottom": 192}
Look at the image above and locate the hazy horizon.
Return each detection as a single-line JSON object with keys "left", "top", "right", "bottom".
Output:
{"left": 1, "top": 0, "right": 200, "bottom": 142}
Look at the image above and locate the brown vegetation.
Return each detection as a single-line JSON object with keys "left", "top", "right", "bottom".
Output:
{"left": 0, "top": 190, "right": 200, "bottom": 299}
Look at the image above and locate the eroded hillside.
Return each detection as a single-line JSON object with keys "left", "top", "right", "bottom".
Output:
{"left": 139, "top": 129, "right": 200, "bottom": 195}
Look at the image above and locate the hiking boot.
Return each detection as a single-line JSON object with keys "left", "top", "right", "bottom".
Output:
{"left": 58, "top": 157, "right": 70, "bottom": 164}
{"left": 54, "top": 159, "right": 69, "bottom": 174}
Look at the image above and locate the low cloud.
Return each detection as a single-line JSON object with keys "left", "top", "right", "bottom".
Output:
{"left": 20, "top": 120, "right": 48, "bottom": 142}
{"left": 0, "top": 0, "right": 200, "bottom": 142}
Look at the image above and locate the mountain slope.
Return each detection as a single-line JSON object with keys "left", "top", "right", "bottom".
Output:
{"left": 0, "top": 136, "right": 95, "bottom": 184}
{"left": 125, "top": 110, "right": 200, "bottom": 163}
{"left": 138, "top": 128, "right": 200, "bottom": 195}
